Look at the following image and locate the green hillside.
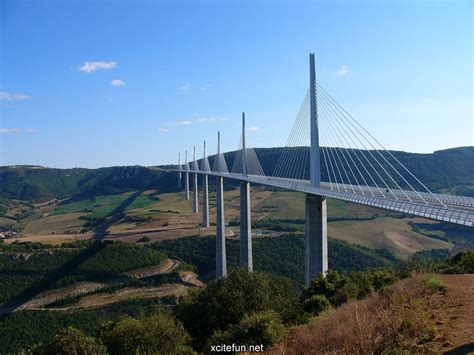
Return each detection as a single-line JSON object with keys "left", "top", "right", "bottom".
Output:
{"left": 1, "top": 146, "right": 473, "bottom": 203}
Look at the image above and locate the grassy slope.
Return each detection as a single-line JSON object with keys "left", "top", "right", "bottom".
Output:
{"left": 255, "top": 191, "right": 452, "bottom": 258}
{"left": 273, "top": 274, "right": 474, "bottom": 354}
{"left": 328, "top": 218, "right": 453, "bottom": 258}
{"left": 13, "top": 188, "right": 455, "bottom": 259}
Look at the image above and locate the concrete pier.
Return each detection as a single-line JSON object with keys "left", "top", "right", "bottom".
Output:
{"left": 184, "top": 172, "right": 190, "bottom": 200}
{"left": 216, "top": 176, "right": 227, "bottom": 278}
{"left": 202, "top": 174, "right": 209, "bottom": 227}
{"left": 239, "top": 181, "right": 252, "bottom": 271}
{"left": 305, "top": 194, "right": 328, "bottom": 285}
{"left": 193, "top": 173, "right": 199, "bottom": 213}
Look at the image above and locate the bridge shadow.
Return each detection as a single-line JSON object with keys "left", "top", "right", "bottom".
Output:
{"left": 444, "top": 343, "right": 474, "bottom": 354}
{"left": 91, "top": 190, "right": 144, "bottom": 240}
{"left": 0, "top": 190, "right": 144, "bottom": 318}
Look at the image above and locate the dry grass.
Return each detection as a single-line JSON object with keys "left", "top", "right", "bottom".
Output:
{"left": 22, "top": 212, "right": 88, "bottom": 235}
{"left": 328, "top": 217, "right": 453, "bottom": 258}
{"left": 272, "top": 274, "right": 441, "bottom": 354}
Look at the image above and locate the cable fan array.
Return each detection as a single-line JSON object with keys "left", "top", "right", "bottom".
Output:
{"left": 231, "top": 133, "right": 266, "bottom": 177}
{"left": 273, "top": 82, "right": 446, "bottom": 207}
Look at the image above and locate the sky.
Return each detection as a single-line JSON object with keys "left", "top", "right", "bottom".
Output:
{"left": 1, "top": 0, "right": 472, "bottom": 168}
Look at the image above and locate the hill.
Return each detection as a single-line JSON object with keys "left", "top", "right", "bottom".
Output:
{"left": 0, "top": 165, "right": 176, "bottom": 202}
{"left": 1, "top": 146, "right": 473, "bottom": 203}
{"left": 272, "top": 273, "right": 474, "bottom": 353}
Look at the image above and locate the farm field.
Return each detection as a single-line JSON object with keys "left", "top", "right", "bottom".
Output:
{"left": 3, "top": 187, "right": 463, "bottom": 259}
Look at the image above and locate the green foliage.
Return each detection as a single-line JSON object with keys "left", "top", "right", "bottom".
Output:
{"left": 410, "top": 222, "right": 474, "bottom": 244}
{"left": 207, "top": 310, "right": 286, "bottom": 349}
{"left": 450, "top": 249, "right": 474, "bottom": 273}
{"left": 0, "top": 298, "right": 165, "bottom": 353}
{"left": 302, "top": 268, "right": 401, "bottom": 309}
{"left": 434, "top": 249, "right": 474, "bottom": 274}
{"left": 153, "top": 235, "right": 398, "bottom": 285}
{"left": 174, "top": 268, "right": 299, "bottom": 350}
{"left": 425, "top": 276, "right": 447, "bottom": 293}
{"left": 36, "top": 327, "right": 107, "bottom": 355}
{"left": 0, "top": 241, "right": 166, "bottom": 304}
{"left": 302, "top": 270, "right": 350, "bottom": 307}
{"left": 101, "top": 312, "right": 193, "bottom": 354}
{"left": 2, "top": 146, "right": 473, "bottom": 202}
{"left": 0, "top": 165, "right": 176, "bottom": 201}
{"left": 302, "top": 294, "right": 331, "bottom": 315}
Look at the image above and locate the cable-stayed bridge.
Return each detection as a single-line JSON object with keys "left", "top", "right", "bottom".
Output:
{"left": 169, "top": 54, "right": 474, "bottom": 285}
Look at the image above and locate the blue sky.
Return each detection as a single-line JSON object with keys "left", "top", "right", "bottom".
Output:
{"left": 1, "top": 0, "right": 472, "bottom": 168}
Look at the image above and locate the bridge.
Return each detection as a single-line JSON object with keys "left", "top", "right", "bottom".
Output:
{"left": 170, "top": 54, "right": 474, "bottom": 285}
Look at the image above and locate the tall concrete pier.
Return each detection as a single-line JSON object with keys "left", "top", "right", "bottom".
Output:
{"left": 215, "top": 131, "right": 227, "bottom": 278}
{"left": 239, "top": 113, "right": 252, "bottom": 271}
{"left": 202, "top": 141, "right": 210, "bottom": 227}
{"left": 184, "top": 150, "right": 190, "bottom": 200}
{"left": 305, "top": 194, "right": 328, "bottom": 285}
{"left": 305, "top": 53, "right": 328, "bottom": 285}
{"left": 192, "top": 146, "right": 199, "bottom": 214}
{"left": 178, "top": 153, "right": 182, "bottom": 188}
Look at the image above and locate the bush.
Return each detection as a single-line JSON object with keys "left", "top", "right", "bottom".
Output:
{"left": 101, "top": 312, "right": 193, "bottom": 354}
{"left": 425, "top": 276, "right": 447, "bottom": 293}
{"left": 303, "top": 294, "right": 331, "bottom": 315}
{"left": 302, "top": 270, "right": 349, "bottom": 307}
{"left": 174, "top": 268, "right": 299, "bottom": 350}
{"left": 451, "top": 249, "right": 474, "bottom": 273}
{"left": 37, "top": 327, "right": 107, "bottom": 355}
{"left": 207, "top": 310, "right": 285, "bottom": 350}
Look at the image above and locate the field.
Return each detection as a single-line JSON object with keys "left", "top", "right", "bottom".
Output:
{"left": 2, "top": 187, "right": 463, "bottom": 260}
{"left": 328, "top": 217, "right": 453, "bottom": 258}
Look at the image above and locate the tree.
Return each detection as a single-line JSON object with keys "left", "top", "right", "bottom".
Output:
{"left": 302, "top": 294, "right": 331, "bottom": 315}
{"left": 37, "top": 327, "right": 107, "bottom": 355}
{"left": 102, "top": 313, "right": 193, "bottom": 354}
{"left": 302, "top": 270, "right": 350, "bottom": 307}
{"left": 206, "top": 310, "right": 286, "bottom": 350}
{"left": 231, "top": 310, "right": 286, "bottom": 347}
{"left": 174, "top": 268, "right": 299, "bottom": 350}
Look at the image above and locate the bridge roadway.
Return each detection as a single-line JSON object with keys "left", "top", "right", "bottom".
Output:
{"left": 171, "top": 169, "right": 474, "bottom": 227}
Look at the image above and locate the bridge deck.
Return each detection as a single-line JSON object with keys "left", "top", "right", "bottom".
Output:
{"left": 173, "top": 169, "right": 474, "bottom": 227}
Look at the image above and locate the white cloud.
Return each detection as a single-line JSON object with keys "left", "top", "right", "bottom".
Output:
{"left": 195, "top": 117, "right": 228, "bottom": 124}
{"left": 159, "top": 128, "right": 170, "bottom": 133}
{"left": 247, "top": 126, "right": 260, "bottom": 131}
{"left": 0, "top": 128, "right": 20, "bottom": 133}
{"left": 111, "top": 79, "right": 125, "bottom": 86}
{"left": 78, "top": 61, "right": 117, "bottom": 73}
{"left": 165, "top": 120, "right": 193, "bottom": 126}
{"left": 336, "top": 65, "right": 348, "bottom": 76}
{"left": 26, "top": 128, "right": 38, "bottom": 133}
{"left": 178, "top": 83, "right": 191, "bottom": 92}
{"left": 200, "top": 84, "right": 211, "bottom": 91}
{"left": 0, "top": 91, "right": 29, "bottom": 101}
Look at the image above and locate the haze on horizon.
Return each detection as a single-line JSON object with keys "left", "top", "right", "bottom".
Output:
{"left": 1, "top": 0, "right": 472, "bottom": 169}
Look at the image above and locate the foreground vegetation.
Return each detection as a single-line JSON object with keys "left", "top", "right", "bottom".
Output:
{"left": 0, "top": 235, "right": 472, "bottom": 353}
{"left": 17, "top": 248, "right": 474, "bottom": 354}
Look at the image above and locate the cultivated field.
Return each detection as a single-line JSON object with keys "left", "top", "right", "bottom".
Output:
{"left": 4, "top": 187, "right": 461, "bottom": 258}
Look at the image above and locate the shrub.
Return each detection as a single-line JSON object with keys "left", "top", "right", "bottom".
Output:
{"left": 425, "top": 276, "right": 447, "bottom": 293}
{"left": 451, "top": 249, "right": 474, "bottom": 273}
{"left": 302, "top": 270, "right": 349, "bottom": 307}
{"left": 303, "top": 294, "right": 331, "bottom": 315}
{"left": 174, "top": 268, "right": 299, "bottom": 350}
{"left": 101, "top": 312, "right": 193, "bottom": 354}
{"left": 206, "top": 310, "right": 286, "bottom": 350}
{"left": 37, "top": 327, "right": 107, "bottom": 355}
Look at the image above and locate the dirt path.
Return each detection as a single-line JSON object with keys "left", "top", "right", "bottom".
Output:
{"left": 430, "top": 274, "right": 474, "bottom": 353}
{"left": 38, "top": 284, "right": 189, "bottom": 311}
{"left": 4, "top": 258, "right": 182, "bottom": 312}
{"left": 122, "top": 258, "right": 181, "bottom": 278}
